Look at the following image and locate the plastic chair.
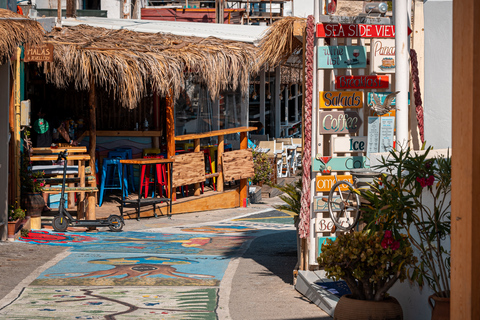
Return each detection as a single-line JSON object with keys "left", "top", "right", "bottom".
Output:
{"left": 108, "top": 150, "right": 129, "bottom": 197}
{"left": 115, "top": 147, "right": 135, "bottom": 192}
{"left": 99, "top": 158, "right": 127, "bottom": 207}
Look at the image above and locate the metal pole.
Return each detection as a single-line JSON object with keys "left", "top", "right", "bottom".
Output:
{"left": 394, "top": 0, "right": 409, "bottom": 148}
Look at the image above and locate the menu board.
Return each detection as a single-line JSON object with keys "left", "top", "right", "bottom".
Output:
{"left": 366, "top": 116, "right": 380, "bottom": 165}
{"left": 379, "top": 117, "right": 395, "bottom": 152}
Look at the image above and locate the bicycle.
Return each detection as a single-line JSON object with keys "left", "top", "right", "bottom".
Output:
{"left": 327, "top": 169, "right": 381, "bottom": 232}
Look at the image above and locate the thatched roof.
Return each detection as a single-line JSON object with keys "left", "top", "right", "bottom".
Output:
{"left": 41, "top": 25, "right": 259, "bottom": 109}
{"left": 0, "top": 9, "right": 44, "bottom": 63}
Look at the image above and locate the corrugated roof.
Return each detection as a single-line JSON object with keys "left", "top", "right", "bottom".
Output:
{"left": 62, "top": 17, "right": 269, "bottom": 45}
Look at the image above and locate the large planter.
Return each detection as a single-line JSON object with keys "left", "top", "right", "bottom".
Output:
{"left": 22, "top": 192, "right": 45, "bottom": 216}
{"left": 334, "top": 294, "right": 403, "bottom": 320}
{"left": 7, "top": 219, "right": 22, "bottom": 238}
{"left": 429, "top": 291, "right": 450, "bottom": 320}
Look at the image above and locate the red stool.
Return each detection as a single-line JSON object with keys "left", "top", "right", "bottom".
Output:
{"left": 202, "top": 149, "right": 216, "bottom": 192}
{"left": 140, "top": 155, "right": 167, "bottom": 198}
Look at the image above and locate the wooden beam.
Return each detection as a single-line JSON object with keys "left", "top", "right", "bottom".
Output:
{"left": 293, "top": 20, "right": 306, "bottom": 42}
{"left": 451, "top": 1, "right": 480, "bottom": 319}
{"left": 166, "top": 88, "right": 175, "bottom": 199}
{"left": 217, "top": 135, "right": 224, "bottom": 192}
{"left": 175, "top": 126, "right": 257, "bottom": 141}
{"left": 87, "top": 76, "right": 96, "bottom": 222}
{"left": 194, "top": 138, "right": 201, "bottom": 196}
{"left": 239, "top": 132, "right": 248, "bottom": 207}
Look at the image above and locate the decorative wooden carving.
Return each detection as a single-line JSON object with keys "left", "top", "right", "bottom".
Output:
{"left": 222, "top": 149, "right": 254, "bottom": 181}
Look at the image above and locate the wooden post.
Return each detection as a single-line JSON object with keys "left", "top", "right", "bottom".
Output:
{"left": 77, "top": 160, "right": 85, "bottom": 219}
{"left": 152, "top": 92, "right": 160, "bottom": 149}
{"left": 14, "top": 48, "right": 21, "bottom": 207}
{"left": 239, "top": 132, "right": 248, "bottom": 207}
{"left": 66, "top": 0, "right": 76, "bottom": 18}
{"left": 87, "top": 76, "right": 96, "bottom": 221}
{"left": 217, "top": 135, "right": 224, "bottom": 192}
{"left": 166, "top": 88, "right": 175, "bottom": 199}
{"left": 57, "top": 0, "right": 61, "bottom": 27}
{"left": 194, "top": 138, "right": 201, "bottom": 196}
{"left": 451, "top": 1, "right": 480, "bottom": 319}
{"left": 8, "top": 64, "right": 15, "bottom": 207}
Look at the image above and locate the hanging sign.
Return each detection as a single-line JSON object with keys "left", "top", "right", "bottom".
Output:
{"left": 24, "top": 43, "right": 54, "bottom": 63}
{"left": 316, "top": 175, "right": 353, "bottom": 192}
{"left": 317, "top": 46, "right": 367, "bottom": 69}
{"left": 316, "top": 23, "right": 412, "bottom": 38}
{"left": 313, "top": 196, "right": 341, "bottom": 213}
{"left": 379, "top": 117, "right": 395, "bottom": 152}
{"left": 319, "top": 91, "right": 363, "bottom": 109}
{"left": 319, "top": 110, "right": 363, "bottom": 134}
{"left": 333, "top": 136, "right": 368, "bottom": 153}
{"left": 335, "top": 75, "right": 390, "bottom": 90}
{"left": 371, "top": 39, "right": 396, "bottom": 73}
{"left": 313, "top": 156, "right": 369, "bottom": 172}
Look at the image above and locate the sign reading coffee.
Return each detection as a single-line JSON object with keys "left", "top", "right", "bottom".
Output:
{"left": 319, "top": 110, "right": 363, "bottom": 134}
{"left": 335, "top": 75, "right": 389, "bottom": 90}
{"left": 319, "top": 91, "right": 363, "bottom": 109}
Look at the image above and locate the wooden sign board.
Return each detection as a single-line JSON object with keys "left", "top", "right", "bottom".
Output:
{"left": 370, "top": 39, "right": 396, "bottom": 73}
{"left": 317, "top": 46, "right": 367, "bottom": 69}
{"left": 379, "top": 117, "right": 395, "bottom": 152}
{"left": 333, "top": 136, "right": 368, "bottom": 153}
{"left": 172, "top": 152, "right": 205, "bottom": 188}
{"left": 24, "top": 43, "right": 54, "bottom": 63}
{"left": 335, "top": 75, "right": 390, "bottom": 90}
{"left": 313, "top": 196, "right": 342, "bottom": 212}
{"left": 313, "top": 156, "right": 369, "bottom": 172}
{"left": 318, "top": 236, "right": 337, "bottom": 253}
{"left": 222, "top": 149, "right": 254, "bottom": 181}
{"left": 316, "top": 23, "right": 411, "bottom": 38}
{"left": 316, "top": 175, "right": 353, "bottom": 192}
{"left": 319, "top": 91, "right": 363, "bottom": 109}
{"left": 319, "top": 110, "right": 363, "bottom": 135}
{"left": 367, "top": 92, "right": 410, "bottom": 107}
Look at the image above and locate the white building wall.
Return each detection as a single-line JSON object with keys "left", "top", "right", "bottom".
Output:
{"left": 101, "top": 0, "right": 122, "bottom": 19}
{"left": 292, "top": 0, "right": 313, "bottom": 18}
{"left": 0, "top": 63, "right": 10, "bottom": 241}
{"left": 423, "top": 0, "right": 452, "bottom": 148}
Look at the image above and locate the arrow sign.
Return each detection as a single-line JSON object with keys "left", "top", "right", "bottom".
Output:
{"left": 316, "top": 23, "right": 412, "bottom": 38}
{"left": 319, "top": 110, "right": 363, "bottom": 134}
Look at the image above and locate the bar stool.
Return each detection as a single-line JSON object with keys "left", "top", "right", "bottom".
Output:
{"left": 140, "top": 149, "right": 166, "bottom": 198}
{"left": 115, "top": 148, "right": 135, "bottom": 192}
{"left": 108, "top": 150, "right": 129, "bottom": 198}
{"left": 99, "top": 158, "right": 126, "bottom": 207}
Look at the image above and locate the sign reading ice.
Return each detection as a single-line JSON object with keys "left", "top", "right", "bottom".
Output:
{"left": 317, "top": 46, "right": 367, "bottom": 69}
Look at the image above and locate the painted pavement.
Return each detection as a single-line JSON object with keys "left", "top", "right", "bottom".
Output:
{"left": 0, "top": 210, "right": 294, "bottom": 319}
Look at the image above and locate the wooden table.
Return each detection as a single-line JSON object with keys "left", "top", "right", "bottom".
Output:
{"left": 32, "top": 146, "right": 87, "bottom": 154}
{"left": 119, "top": 158, "right": 175, "bottom": 220}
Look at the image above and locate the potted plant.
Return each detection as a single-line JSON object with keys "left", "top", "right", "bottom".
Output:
{"left": 358, "top": 146, "right": 451, "bottom": 320}
{"left": 252, "top": 150, "right": 273, "bottom": 186}
{"left": 20, "top": 156, "right": 46, "bottom": 216}
{"left": 318, "top": 230, "right": 417, "bottom": 320}
{"left": 7, "top": 205, "right": 26, "bottom": 238}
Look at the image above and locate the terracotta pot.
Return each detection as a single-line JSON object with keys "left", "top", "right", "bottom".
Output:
{"left": 429, "top": 291, "right": 450, "bottom": 320}
{"left": 22, "top": 192, "right": 45, "bottom": 216}
{"left": 334, "top": 294, "right": 403, "bottom": 320}
{"left": 7, "top": 219, "right": 22, "bottom": 237}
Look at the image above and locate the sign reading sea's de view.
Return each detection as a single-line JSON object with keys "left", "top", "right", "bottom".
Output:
{"left": 316, "top": 23, "right": 412, "bottom": 38}
{"left": 24, "top": 43, "right": 54, "bottom": 63}
{"left": 319, "top": 91, "right": 363, "bottom": 109}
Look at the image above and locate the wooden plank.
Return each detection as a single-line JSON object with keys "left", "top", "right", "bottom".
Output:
{"left": 313, "top": 156, "right": 369, "bottom": 172}
{"left": 293, "top": 20, "right": 306, "bottom": 41}
{"left": 315, "top": 175, "right": 353, "bottom": 192}
{"left": 120, "top": 158, "right": 175, "bottom": 165}
{"left": 319, "top": 91, "right": 363, "bottom": 109}
{"left": 222, "top": 149, "right": 254, "bottom": 182}
{"left": 30, "top": 154, "right": 91, "bottom": 161}
{"left": 80, "top": 130, "right": 162, "bottom": 137}
{"left": 171, "top": 152, "right": 205, "bottom": 188}
{"left": 317, "top": 46, "right": 367, "bottom": 69}
{"left": 239, "top": 132, "right": 248, "bottom": 207}
{"left": 318, "top": 110, "right": 363, "bottom": 134}
{"left": 333, "top": 136, "right": 367, "bottom": 153}
{"left": 175, "top": 126, "right": 257, "bottom": 141}
{"left": 32, "top": 146, "right": 87, "bottom": 154}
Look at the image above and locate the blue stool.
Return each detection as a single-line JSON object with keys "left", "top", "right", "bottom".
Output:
{"left": 99, "top": 158, "right": 127, "bottom": 207}
{"left": 108, "top": 150, "right": 129, "bottom": 197}
{"left": 115, "top": 148, "right": 135, "bottom": 192}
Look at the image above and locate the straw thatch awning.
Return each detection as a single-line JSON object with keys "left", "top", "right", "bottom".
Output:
{"left": 41, "top": 25, "right": 259, "bottom": 109}
{"left": 0, "top": 9, "right": 44, "bottom": 63}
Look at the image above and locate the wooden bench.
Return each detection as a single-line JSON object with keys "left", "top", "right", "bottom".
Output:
{"left": 43, "top": 175, "right": 96, "bottom": 185}
{"left": 42, "top": 186, "right": 98, "bottom": 193}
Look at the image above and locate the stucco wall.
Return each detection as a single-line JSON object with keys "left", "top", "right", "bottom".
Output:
{"left": 424, "top": 0, "right": 452, "bottom": 148}
{"left": 0, "top": 63, "right": 10, "bottom": 241}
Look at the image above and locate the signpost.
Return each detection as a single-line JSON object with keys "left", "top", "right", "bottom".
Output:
{"left": 319, "top": 110, "right": 363, "bottom": 134}
{"left": 315, "top": 175, "right": 353, "bottom": 192}
{"left": 333, "top": 136, "right": 368, "bottom": 153}
{"left": 335, "top": 75, "right": 390, "bottom": 90}
{"left": 24, "top": 43, "right": 54, "bottom": 63}
{"left": 319, "top": 91, "right": 363, "bottom": 109}
{"left": 371, "top": 39, "right": 396, "bottom": 73}
{"left": 317, "top": 46, "right": 367, "bottom": 69}
{"left": 316, "top": 23, "right": 412, "bottom": 38}
{"left": 313, "top": 156, "right": 369, "bottom": 172}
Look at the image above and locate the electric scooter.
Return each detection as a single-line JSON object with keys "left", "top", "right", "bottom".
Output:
{"left": 52, "top": 150, "right": 124, "bottom": 232}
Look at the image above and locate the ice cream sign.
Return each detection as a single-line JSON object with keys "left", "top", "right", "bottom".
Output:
{"left": 317, "top": 46, "right": 367, "bottom": 69}
{"left": 371, "top": 39, "right": 396, "bottom": 73}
